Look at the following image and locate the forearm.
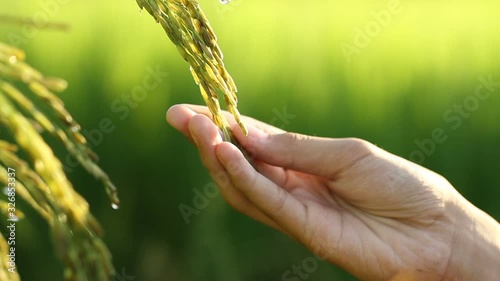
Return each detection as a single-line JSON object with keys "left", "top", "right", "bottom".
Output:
{"left": 445, "top": 200, "right": 500, "bottom": 281}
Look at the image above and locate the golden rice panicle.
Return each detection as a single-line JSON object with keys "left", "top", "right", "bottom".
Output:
{"left": 137, "top": 0, "right": 248, "bottom": 142}
{"left": 0, "top": 42, "right": 117, "bottom": 281}
{"left": 0, "top": 43, "right": 119, "bottom": 207}
{"left": 0, "top": 92, "right": 115, "bottom": 281}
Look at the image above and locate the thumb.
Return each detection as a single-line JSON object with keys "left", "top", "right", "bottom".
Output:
{"left": 235, "top": 126, "right": 378, "bottom": 179}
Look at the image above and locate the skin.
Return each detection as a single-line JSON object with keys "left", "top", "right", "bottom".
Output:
{"left": 166, "top": 104, "right": 500, "bottom": 281}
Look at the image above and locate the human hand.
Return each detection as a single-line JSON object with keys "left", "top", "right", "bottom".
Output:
{"left": 166, "top": 104, "right": 500, "bottom": 281}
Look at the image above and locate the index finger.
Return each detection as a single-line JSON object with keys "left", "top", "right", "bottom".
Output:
{"left": 180, "top": 104, "right": 285, "bottom": 134}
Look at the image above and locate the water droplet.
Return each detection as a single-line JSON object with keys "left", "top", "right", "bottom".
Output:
{"left": 8, "top": 56, "right": 17, "bottom": 64}
{"left": 57, "top": 214, "right": 67, "bottom": 222}
{"left": 111, "top": 203, "right": 119, "bottom": 210}
{"left": 2, "top": 187, "right": 9, "bottom": 195}
{"left": 219, "top": 0, "right": 230, "bottom": 4}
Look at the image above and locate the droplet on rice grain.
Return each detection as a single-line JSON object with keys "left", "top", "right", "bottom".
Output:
{"left": 8, "top": 56, "right": 17, "bottom": 64}
{"left": 219, "top": 0, "right": 230, "bottom": 4}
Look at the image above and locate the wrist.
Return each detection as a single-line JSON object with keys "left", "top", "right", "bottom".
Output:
{"left": 445, "top": 199, "right": 500, "bottom": 281}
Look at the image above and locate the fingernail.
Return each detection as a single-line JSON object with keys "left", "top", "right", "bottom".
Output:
{"left": 248, "top": 126, "right": 268, "bottom": 140}
{"left": 217, "top": 145, "right": 244, "bottom": 175}
{"left": 217, "top": 128, "right": 224, "bottom": 141}
{"left": 216, "top": 143, "right": 232, "bottom": 163}
{"left": 191, "top": 128, "right": 200, "bottom": 146}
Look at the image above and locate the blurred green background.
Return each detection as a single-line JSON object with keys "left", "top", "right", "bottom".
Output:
{"left": 1, "top": 0, "right": 499, "bottom": 280}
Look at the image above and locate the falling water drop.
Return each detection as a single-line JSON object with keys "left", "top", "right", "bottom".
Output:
{"left": 111, "top": 203, "right": 120, "bottom": 210}
{"left": 219, "top": 0, "right": 230, "bottom": 4}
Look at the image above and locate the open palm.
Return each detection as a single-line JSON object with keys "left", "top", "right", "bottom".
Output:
{"left": 167, "top": 104, "right": 469, "bottom": 281}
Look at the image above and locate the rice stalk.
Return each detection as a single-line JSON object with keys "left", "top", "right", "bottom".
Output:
{"left": 0, "top": 42, "right": 117, "bottom": 280}
{"left": 0, "top": 91, "right": 114, "bottom": 281}
{"left": 136, "top": 0, "right": 248, "bottom": 142}
{"left": 0, "top": 156, "right": 51, "bottom": 221}
{"left": 0, "top": 43, "right": 119, "bottom": 207}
